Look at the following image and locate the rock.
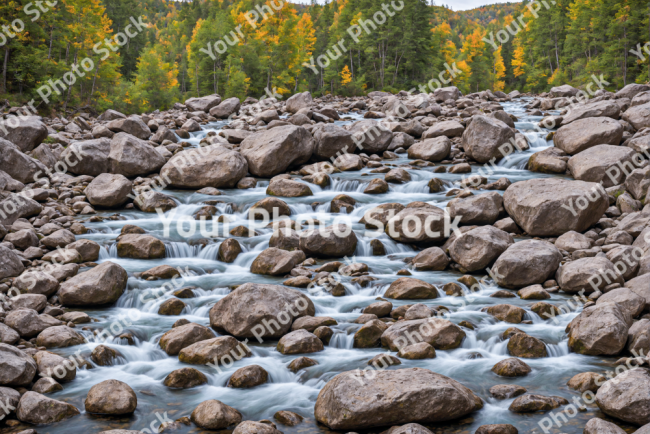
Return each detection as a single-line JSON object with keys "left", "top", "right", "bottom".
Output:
{"left": 158, "top": 298, "right": 186, "bottom": 315}
{"left": 347, "top": 120, "right": 394, "bottom": 154}
{"left": 622, "top": 102, "right": 650, "bottom": 130}
{"left": 35, "top": 325, "right": 84, "bottom": 348}
{"left": 185, "top": 95, "right": 221, "bottom": 112}
{"left": 109, "top": 132, "right": 164, "bottom": 177}
{"left": 385, "top": 168, "right": 411, "bottom": 184}
{"left": 584, "top": 418, "right": 627, "bottom": 434}
{"left": 228, "top": 365, "right": 268, "bottom": 388}
{"left": 240, "top": 125, "right": 314, "bottom": 177}
{"left": 507, "top": 333, "right": 547, "bottom": 358}
{"left": 84, "top": 173, "right": 133, "bottom": 208}
{"left": 250, "top": 247, "right": 305, "bottom": 276}
{"left": 422, "top": 120, "right": 464, "bottom": 138}
{"left": 107, "top": 115, "right": 151, "bottom": 139}
{"left": 0, "top": 323, "right": 20, "bottom": 345}
{"left": 568, "top": 144, "right": 636, "bottom": 187}
{"left": 491, "top": 358, "right": 531, "bottom": 377}
{"left": 85, "top": 379, "right": 137, "bottom": 415}
{"left": 354, "top": 319, "right": 388, "bottom": 348}
{"left": 491, "top": 240, "right": 562, "bottom": 289}
{"left": 407, "top": 137, "right": 451, "bottom": 162}
{"left": 292, "top": 316, "right": 338, "bottom": 332}
{"left": 385, "top": 277, "right": 438, "bottom": 299}
{"left": 286, "top": 91, "right": 313, "bottom": 113}
{"left": 191, "top": 399, "right": 242, "bottom": 430}
{"left": 568, "top": 302, "right": 629, "bottom": 355}
{"left": 16, "top": 391, "right": 79, "bottom": 424}
{"left": 433, "top": 86, "right": 461, "bottom": 102}
{"left": 557, "top": 256, "right": 623, "bottom": 294}
{"left": 313, "top": 124, "right": 355, "bottom": 159}
{"left": 528, "top": 147, "right": 569, "bottom": 174}
{"left": 596, "top": 368, "right": 650, "bottom": 425}
{"left": 360, "top": 203, "right": 406, "bottom": 229}
{"left": 209, "top": 283, "right": 314, "bottom": 339}
{"left": 0, "top": 193, "right": 42, "bottom": 227}
{"left": 0, "top": 386, "right": 20, "bottom": 418}
{"left": 314, "top": 368, "right": 482, "bottom": 430}
{"left": 288, "top": 356, "right": 318, "bottom": 372}
{"left": 412, "top": 247, "right": 449, "bottom": 271}
{"left": 41, "top": 228, "right": 75, "bottom": 249}
{"left": 14, "top": 271, "right": 59, "bottom": 297}
{"left": 161, "top": 144, "right": 248, "bottom": 188}
{"left": 34, "top": 351, "right": 76, "bottom": 382}
{"left": 58, "top": 261, "right": 127, "bottom": 306}
{"left": 596, "top": 287, "right": 645, "bottom": 319}
{"left": 475, "top": 425, "right": 518, "bottom": 434}
{"left": 91, "top": 345, "right": 121, "bottom": 366}
{"left": 277, "top": 329, "right": 323, "bottom": 354}
{"left": 334, "top": 153, "right": 363, "bottom": 170}
{"left": 449, "top": 226, "right": 513, "bottom": 272}
{"left": 159, "top": 322, "right": 215, "bottom": 356}
{"left": 555, "top": 231, "right": 593, "bottom": 252}
{"left": 267, "top": 178, "right": 313, "bottom": 197}
{"left": 381, "top": 318, "right": 465, "bottom": 350}
{"left": 398, "top": 342, "right": 436, "bottom": 359}
{"left": 518, "top": 284, "right": 550, "bottom": 300}
{"left": 489, "top": 384, "right": 527, "bottom": 399}
{"left": 617, "top": 84, "right": 650, "bottom": 100}
{"left": 503, "top": 178, "right": 608, "bottom": 237}
{"left": 274, "top": 410, "right": 303, "bottom": 426}
{"left": 233, "top": 421, "right": 283, "bottom": 434}
{"left": 554, "top": 118, "right": 623, "bottom": 155}
{"left": 299, "top": 224, "right": 357, "bottom": 258}
{"left": 484, "top": 304, "right": 526, "bottom": 324}
{"left": 0, "top": 344, "right": 37, "bottom": 386}
{"left": 462, "top": 115, "right": 515, "bottom": 163}
{"left": 448, "top": 192, "right": 503, "bottom": 226}
{"left": 0, "top": 245, "right": 24, "bottom": 279}
{"left": 0, "top": 138, "right": 48, "bottom": 184}
{"left": 386, "top": 203, "right": 446, "bottom": 245}
{"left": 117, "top": 234, "right": 165, "bottom": 259}
{"left": 163, "top": 367, "right": 208, "bottom": 389}
{"left": 60, "top": 138, "right": 111, "bottom": 176}
{"left": 562, "top": 100, "right": 621, "bottom": 126}
{"left": 5, "top": 309, "right": 62, "bottom": 338}
{"left": 567, "top": 372, "right": 606, "bottom": 393}
{"left": 509, "top": 394, "right": 567, "bottom": 412}
{"left": 5, "top": 228, "right": 38, "bottom": 249}
{"left": 133, "top": 191, "right": 177, "bottom": 212}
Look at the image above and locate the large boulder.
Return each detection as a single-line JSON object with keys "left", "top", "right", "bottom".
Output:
{"left": 386, "top": 203, "right": 446, "bottom": 245}
{"left": 299, "top": 224, "right": 357, "bottom": 258}
{"left": 60, "top": 138, "right": 111, "bottom": 176}
{"left": 116, "top": 234, "right": 165, "bottom": 259}
{"left": 380, "top": 318, "right": 464, "bottom": 350}
{"left": 160, "top": 145, "right": 248, "bottom": 188}
{"left": 58, "top": 261, "right": 127, "bottom": 306}
{"left": 159, "top": 323, "right": 215, "bottom": 356}
{"left": 109, "top": 132, "right": 165, "bottom": 177}
{"left": 568, "top": 302, "right": 629, "bottom": 355}
{"left": 0, "top": 244, "right": 25, "bottom": 279}
{"left": 567, "top": 144, "right": 636, "bottom": 187}
{"left": 347, "top": 120, "right": 394, "bottom": 154}
{"left": 447, "top": 191, "right": 503, "bottom": 225}
{"left": 449, "top": 226, "right": 513, "bottom": 272}
{"left": 191, "top": 399, "right": 242, "bottom": 430}
{"left": 422, "top": 121, "right": 464, "bottom": 139}
{"left": 185, "top": 95, "right": 221, "bottom": 112}
{"left": 0, "top": 138, "right": 48, "bottom": 183}
{"left": 34, "top": 351, "right": 76, "bottom": 382}
{"left": 250, "top": 247, "right": 305, "bottom": 275}
{"left": 550, "top": 84, "right": 579, "bottom": 97}
{"left": 210, "top": 97, "right": 241, "bottom": 118}
{"left": 5, "top": 309, "right": 62, "bottom": 338}
{"left": 85, "top": 173, "right": 133, "bottom": 208}
{"left": 528, "top": 147, "right": 569, "bottom": 174}
{"left": 596, "top": 287, "right": 645, "bottom": 319}
{"left": 583, "top": 418, "right": 626, "bottom": 434}
{"left": 557, "top": 256, "right": 623, "bottom": 294}
{"left": 16, "top": 391, "right": 79, "bottom": 424}
{"left": 277, "top": 329, "right": 324, "bottom": 354}
{"left": 0, "top": 116, "right": 48, "bottom": 152}
{"left": 433, "top": 86, "right": 461, "bottom": 102}
{"left": 0, "top": 344, "right": 37, "bottom": 386}
{"left": 35, "top": 325, "right": 84, "bottom": 348}
{"left": 14, "top": 270, "right": 59, "bottom": 296}
{"left": 561, "top": 100, "right": 621, "bottom": 125}
{"left": 313, "top": 124, "right": 355, "bottom": 159}
{"left": 106, "top": 115, "right": 152, "bottom": 139}
{"left": 554, "top": 118, "right": 623, "bottom": 155}
{"left": 85, "top": 379, "right": 137, "bottom": 415}
{"left": 596, "top": 368, "right": 650, "bottom": 425}
{"left": 503, "top": 178, "right": 608, "bottom": 236}
{"left": 623, "top": 102, "right": 650, "bottom": 130}
{"left": 286, "top": 92, "right": 313, "bottom": 114}
{"left": 384, "top": 277, "right": 439, "bottom": 300}
{"left": 407, "top": 137, "right": 451, "bottom": 162}
{"left": 0, "top": 193, "right": 42, "bottom": 227}
{"left": 240, "top": 125, "right": 314, "bottom": 177}
{"left": 616, "top": 84, "right": 650, "bottom": 100}
{"left": 314, "top": 368, "right": 482, "bottom": 430}
{"left": 179, "top": 336, "right": 251, "bottom": 365}
{"left": 209, "top": 283, "right": 315, "bottom": 339}
{"left": 492, "top": 240, "right": 562, "bottom": 289}
{"left": 462, "top": 115, "right": 515, "bottom": 164}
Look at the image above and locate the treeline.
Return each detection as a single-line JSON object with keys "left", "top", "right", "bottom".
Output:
{"left": 0, "top": 0, "right": 648, "bottom": 115}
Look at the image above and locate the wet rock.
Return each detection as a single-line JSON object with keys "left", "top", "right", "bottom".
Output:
{"left": 531, "top": 301, "right": 561, "bottom": 320}
{"left": 91, "top": 345, "right": 121, "bottom": 366}
{"left": 383, "top": 423, "right": 434, "bottom": 434}
{"left": 190, "top": 400, "right": 242, "bottom": 430}
{"left": 509, "top": 394, "right": 567, "bottom": 412}
{"left": 483, "top": 304, "right": 526, "bottom": 324}
{"left": 159, "top": 322, "right": 215, "bottom": 356}
{"left": 567, "top": 372, "right": 606, "bottom": 393}
{"left": 249, "top": 197, "right": 291, "bottom": 220}
{"left": 528, "top": 147, "right": 569, "bottom": 174}
{"left": 109, "top": 132, "right": 165, "bottom": 177}
{"left": 163, "top": 367, "right": 208, "bottom": 389}
{"left": 596, "top": 288, "right": 645, "bottom": 319}
{"left": 568, "top": 302, "right": 629, "bottom": 355}
{"left": 489, "top": 384, "right": 527, "bottom": 399}
{"left": 84, "top": 173, "right": 132, "bottom": 208}
{"left": 35, "top": 325, "right": 84, "bottom": 348}
{"left": 161, "top": 145, "right": 248, "bottom": 188}
{"left": 584, "top": 418, "right": 626, "bottom": 434}
{"left": 385, "top": 168, "right": 411, "bottom": 184}
{"left": 34, "top": 351, "right": 76, "bottom": 382}
{"left": 58, "top": 261, "right": 128, "bottom": 306}
{"left": 360, "top": 203, "right": 405, "bottom": 229}
{"left": 596, "top": 368, "right": 650, "bottom": 425}
{"left": 449, "top": 226, "right": 513, "bottom": 272}
{"left": 404, "top": 304, "right": 433, "bottom": 320}
{"left": 381, "top": 318, "right": 465, "bottom": 351}
{"left": 491, "top": 240, "right": 563, "bottom": 289}
{"left": 0, "top": 344, "right": 37, "bottom": 386}
{"left": 448, "top": 192, "right": 504, "bottom": 226}
{"left": 475, "top": 425, "right": 518, "bottom": 434}
{"left": 228, "top": 365, "right": 268, "bottom": 388}
{"left": 364, "top": 178, "right": 389, "bottom": 194}
{"left": 407, "top": 137, "right": 451, "bottom": 162}
{"left": 354, "top": 319, "right": 388, "bottom": 348}
{"left": 557, "top": 256, "right": 623, "bottom": 294}
{"left": 251, "top": 247, "right": 306, "bottom": 276}
{"left": 277, "top": 329, "right": 324, "bottom": 354}
{"left": 133, "top": 191, "right": 177, "bottom": 212}
{"left": 85, "top": 379, "right": 137, "bottom": 415}
{"left": 116, "top": 234, "right": 165, "bottom": 259}
{"left": 411, "top": 247, "right": 448, "bottom": 271}
{"left": 398, "top": 342, "right": 436, "bottom": 359}
{"left": 158, "top": 298, "right": 186, "bottom": 315}
{"left": 507, "top": 333, "right": 547, "bottom": 358}
{"left": 386, "top": 203, "right": 446, "bottom": 245}
{"left": 314, "top": 368, "right": 482, "bottom": 430}
{"left": 503, "top": 178, "right": 608, "bottom": 237}
{"left": 554, "top": 118, "right": 623, "bottom": 155}
{"left": 292, "top": 316, "right": 338, "bottom": 332}
{"left": 299, "top": 224, "right": 357, "bottom": 258}
{"left": 267, "top": 178, "right": 313, "bottom": 197}
{"left": 233, "top": 421, "right": 283, "bottom": 434}
{"left": 363, "top": 301, "right": 393, "bottom": 317}
{"left": 568, "top": 145, "right": 636, "bottom": 187}
{"left": 462, "top": 115, "right": 515, "bottom": 164}
{"left": 491, "top": 358, "right": 531, "bottom": 377}
{"left": 274, "top": 410, "right": 303, "bottom": 426}
{"left": 288, "top": 356, "right": 318, "bottom": 372}
{"left": 209, "top": 283, "right": 314, "bottom": 339}
{"left": 16, "top": 391, "right": 79, "bottom": 424}
{"left": 348, "top": 120, "right": 393, "bottom": 154}
{"left": 518, "top": 285, "right": 550, "bottom": 300}
{"left": 240, "top": 125, "right": 314, "bottom": 177}
{"left": 218, "top": 238, "right": 242, "bottom": 262}
{"left": 385, "top": 277, "right": 438, "bottom": 299}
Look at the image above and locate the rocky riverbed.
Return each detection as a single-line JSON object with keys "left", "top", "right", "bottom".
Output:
{"left": 1, "top": 83, "right": 650, "bottom": 434}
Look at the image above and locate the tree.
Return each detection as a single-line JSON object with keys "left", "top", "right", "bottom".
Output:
{"left": 132, "top": 45, "right": 179, "bottom": 111}
{"left": 493, "top": 46, "right": 505, "bottom": 91}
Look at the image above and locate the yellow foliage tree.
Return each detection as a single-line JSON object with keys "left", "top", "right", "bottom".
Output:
{"left": 340, "top": 65, "right": 352, "bottom": 85}
{"left": 493, "top": 46, "right": 506, "bottom": 91}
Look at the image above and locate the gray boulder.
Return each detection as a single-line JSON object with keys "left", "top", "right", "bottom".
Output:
{"left": 109, "top": 133, "right": 165, "bottom": 177}
{"left": 0, "top": 116, "right": 48, "bottom": 152}
{"left": 554, "top": 117, "right": 623, "bottom": 155}
{"left": 161, "top": 145, "right": 248, "bottom": 188}
{"left": 106, "top": 115, "right": 152, "bottom": 139}
{"left": 85, "top": 173, "right": 133, "bottom": 208}
{"left": 462, "top": 115, "right": 515, "bottom": 164}
{"left": 0, "top": 138, "right": 48, "bottom": 184}
{"left": 240, "top": 125, "right": 314, "bottom": 177}
{"left": 567, "top": 144, "right": 636, "bottom": 187}
{"left": 58, "top": 261, "right": 128, "bottom": 306}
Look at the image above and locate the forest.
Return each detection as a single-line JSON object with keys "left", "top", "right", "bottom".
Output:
{"left": 0, "top": 0, "right": 648, "bottom": 115}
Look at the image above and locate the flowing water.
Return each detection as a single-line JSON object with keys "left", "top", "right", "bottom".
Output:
{"left": 32, "top": 100, "right": 631, "bottom": 434}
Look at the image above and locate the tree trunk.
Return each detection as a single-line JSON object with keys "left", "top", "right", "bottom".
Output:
{"left": 63, "top": 51, "right": 78, "bottom": 113}
{"left": 1, "top": 48, "right": 8, "bottom": 94}
{"left": 88, "top": 61, "right": 100, "bottom": 106}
